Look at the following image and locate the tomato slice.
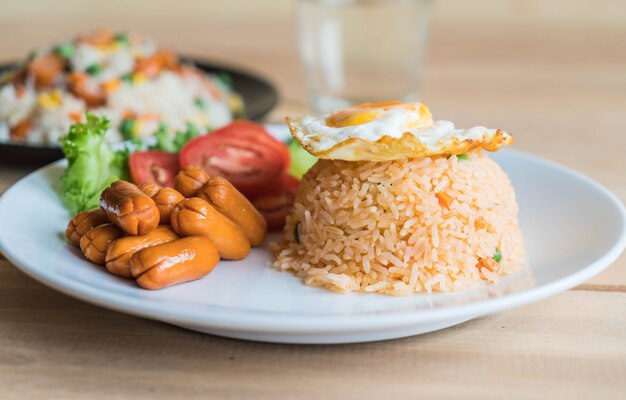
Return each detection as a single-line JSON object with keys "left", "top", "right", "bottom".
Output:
{"left": 129, "top": 151, "right": 179, "bottom": 187}
{"left": 179, "top": 133, "right": 286, "bottom": 198}
{"left": 252, "top": 173, "right": 300, "bottom": 231}
{"left": 211, "top": 121, "right": 290, "bottom": 168}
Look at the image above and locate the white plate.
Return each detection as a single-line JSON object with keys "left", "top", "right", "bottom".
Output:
{"left": 1, "top": 133, "right": 625, "bottom": 344}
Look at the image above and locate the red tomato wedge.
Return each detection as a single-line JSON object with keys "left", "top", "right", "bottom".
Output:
{"left": 252, "top": 173, "right": 300, "bottom": 231}
{"left": 211, "top": 121, "right": 290, "bottom": 168}
{"left": 129, "top": 151, "right": 179, "bottom": 187}
{"left": 179, "top": 132, "right": 286, "bottom": 198}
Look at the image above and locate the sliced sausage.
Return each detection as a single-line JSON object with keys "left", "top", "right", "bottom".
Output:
{"left": 80, "top": 223, "right": 125, "bottom": 264}
{"left": 174, "top": 166, "right": 210, "bottom": 198}
{"left": 68, "top": 72, "right": 106, "bottom": 107}
{"left": 100, "top": 181, "right": 160, "bottom": 235}
{"left": 10, "top": 119, "right": 32, "bottom": 141}
{"left": 170, "top": 197, "right": 250, "bottom": 260}
{"left": 139, "top": 182, "right": 185, "bottom": 224}
{"left": 134, "top": 50, "right": 178, "bottom": 78}
{"left": 79, "top": 28, "right": 114, "bottom": 46}
{"left": 66, "top": 208, "right": 110, "bottom": 246}
{"left": 105, "top": 225, "right": 178, "bottom": 278}
{"left": 131, "top": 236, "right": 219, "bottom": 289}
{"left": 198, "top": 176, "right": 267, "bottom": 246}
{"left": 28, "top": 52, "right": 64, "bottom": 88}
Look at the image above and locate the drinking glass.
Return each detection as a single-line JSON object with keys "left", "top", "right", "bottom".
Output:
{"left": 296, "top": 0, "right": 433, "bottom": 114}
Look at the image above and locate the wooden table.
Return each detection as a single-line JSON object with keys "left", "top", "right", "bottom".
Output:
{"left": 1, "top": 1, "right": 625, "bottom": 398}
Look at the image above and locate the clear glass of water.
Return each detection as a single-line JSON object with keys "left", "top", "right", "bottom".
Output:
{"left": 296, "top": 0, "right": 433, "bottom": 114}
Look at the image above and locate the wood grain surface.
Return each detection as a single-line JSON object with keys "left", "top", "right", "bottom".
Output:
{"left": 0, "top": 0, "right": 625, "bottom": 398}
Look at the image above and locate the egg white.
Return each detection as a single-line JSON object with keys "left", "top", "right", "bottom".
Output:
{"left": 287, "top": 103, "right": 513, "bottom": 161}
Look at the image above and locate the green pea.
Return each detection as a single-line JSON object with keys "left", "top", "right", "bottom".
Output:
{"left": 114, "top": 33, "right": 129, "bottom": 45}
{"left": 216, "top": 72, "right": 232, "bottom": 89}
{"left": 457, "top": 154, "right": 470, "bottom": 161}
{"left": 86, "top": 64, "right": 102, "bottom": 76}
{"left": 121, "top": 73, "right": 134, "bottom": 83}
{"left": 493, "top": 249, "right": 502, "bottom": 263}
{"left": 119, "top": 118, "right": 136, "bottom": 139}
{"left": 194, "top": 98, "right": 207, "bottom": 109}
{"left": 56, "top": 43, "right": 75, "bottom": 59}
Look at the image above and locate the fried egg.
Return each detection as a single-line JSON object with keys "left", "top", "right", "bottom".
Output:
{"left": 286, "top": 101, "right": 513, "bottom": 161}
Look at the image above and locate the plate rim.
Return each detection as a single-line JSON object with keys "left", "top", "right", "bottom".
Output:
{"left": 0, "top": 149, "right": 625, "bottom": 334}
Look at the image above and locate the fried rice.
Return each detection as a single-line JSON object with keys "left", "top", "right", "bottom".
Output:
{"left": 272, "top": 150, "right": 525, "bottom": 295}
{"left": 0, "top": 29, "right": 235, "bottom": 145}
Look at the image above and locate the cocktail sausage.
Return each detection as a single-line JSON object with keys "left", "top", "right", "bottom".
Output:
{"left": 131, "top": 236, "right": 220, "bottom": 289}
{"left": 100, "top": 181, "right": 160, "bottom": 235}
{"left": 170, "top": 197, "right": 250, "bottom": 260}
{"left": 139, "top": 182, "right": 185, "bottom": 224}
{"left": 198, "top": 176, "right": 267, "bottom": 246}
{"left": 174, "top": 166, "right": 210, "bottom": 198}
{"left": 79, "top": 223, "right": 125, "bottom": 264}
{"left": 105, "top": 225, "right": 179, "bottom": 278}
{"left": 66, "top": 208, "right": 109, "bottom": 246}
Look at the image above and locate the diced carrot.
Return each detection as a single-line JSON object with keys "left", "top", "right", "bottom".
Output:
{"left": 122, "top": 109, "right": 136, "bottom": 119}
{"left": 101, "top": 79, "right": 120, "bottom": 92}
{"left": 477, "top": 257, "right": 499, "bottom": 273}
{"left": 69, "top": 112, "right": 82, "bottom": 123}
{"left": 474, "top": 217, "right": 488, "bottom": 230}
{"left": 435, "top": 192, "right": 453, "bottom": 209}
{"left": 139, "top": 112, "right": 159, "bottom": 121}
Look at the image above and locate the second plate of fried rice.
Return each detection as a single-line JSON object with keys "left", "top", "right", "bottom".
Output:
{"left": 0, "top": 29, "right": 277, "bottom": 165}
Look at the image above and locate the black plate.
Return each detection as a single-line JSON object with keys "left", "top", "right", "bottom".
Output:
{"left": 0, "top": 58, "right": 279, "bottom": 167}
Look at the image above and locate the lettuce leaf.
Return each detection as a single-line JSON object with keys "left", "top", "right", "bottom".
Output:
{"left": 61, "top": 113, "right": 129, "bottom": 213}
{"left": 288, "top": 138, "right": 317, "bottom": 179}
{"left": 152, "top": 122, "right": 201, "bottom": 153}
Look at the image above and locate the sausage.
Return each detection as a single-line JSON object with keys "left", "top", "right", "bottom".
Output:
{"left": 197, "top": 176, "right": 267, "bottom": 246}
{"left": 100, "top": 181, "right": 160, "bottom": 235}
{"left": 174, "top": 166, "right": 210, "bottom": 198}
{"left": 105, "top": 225, "right": 179, "bottom": 278}
{"left": 28, "top": 52, "right": 64, "bottom": 88}
{"left": 79, "top": 28, "right": 114, "bottom": 46}
{"left": 79, "top": 223, "right": 125, "bottom": 264}
{"left": 66, "top": 208, "right": 110, "bottom": 246}
{"left": 139, "top": 183, "right": 185, "bottom": 224}
{"left": 68, "top": 72, "right": 106, "bottom": 107}
{"left": 139, "top": 182, "right": 161, "bottom": 198}
{"left": 134, "top": 50, "right": 178, "bottom": 78}
{"left": 131, "top": 236, "right": 219, "bottom": 289}
{"left": 170, "top": 197, "right": 250, "bottom": 260}
{"left": 10, "top": 119, "right": 32, "bottom": 141}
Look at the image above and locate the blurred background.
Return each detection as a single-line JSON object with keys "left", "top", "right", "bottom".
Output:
{"left": 0, "top": 0, "right": 624, "bottom": 196}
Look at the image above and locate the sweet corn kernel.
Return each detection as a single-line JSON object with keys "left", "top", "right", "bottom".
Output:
{"left": 38, "top": 90, "right": 63, "bottom": 108}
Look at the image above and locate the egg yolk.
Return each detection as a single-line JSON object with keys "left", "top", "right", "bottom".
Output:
{"left": 325, "top": 101, "right": 429, "bottom": 129}
{"left": 325, "top": 101, "right": 398, "bottom": 128}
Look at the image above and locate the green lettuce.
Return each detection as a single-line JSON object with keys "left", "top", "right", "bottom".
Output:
{"left": 61, "top": 113, "right": 129, "bottom": 213}
{"left": 288, "top": 138, "right": 317, "bottom": 179}
{"left": 152, "top": 122, "right": 201, "bottom": 153}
